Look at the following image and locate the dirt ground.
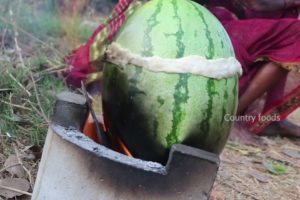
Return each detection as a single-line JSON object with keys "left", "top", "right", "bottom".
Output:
{"left": 213, "top": 136, "right": 300, "bottom": 200}
{"left": 212, "top": 109, "right": 300, "bottom": 200}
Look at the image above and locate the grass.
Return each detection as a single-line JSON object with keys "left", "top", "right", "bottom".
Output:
{"left": 0, "top": 0, "right": 75, "bottom": 155}
{"left": 0, "top": 2, "right": 99, "bottom": 197}
{"left": 0, "top": 0, "right": 106, "bottom": 159}
{"left": 0, "top": 0, "right": 103, "bottom": 158}
{"left": 0, "top": 63, "right": 68, "bottom": 154}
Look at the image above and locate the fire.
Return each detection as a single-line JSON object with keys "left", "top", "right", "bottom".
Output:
{"left": 83, "top": 112, "right": 133, "bottom": 157}
{"left": 116, "top": 137, "right": 133, "bottom": 157}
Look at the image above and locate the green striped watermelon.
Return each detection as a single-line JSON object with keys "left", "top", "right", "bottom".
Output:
{"left": 102, "top": 0, "right": 238, "bottom": 163}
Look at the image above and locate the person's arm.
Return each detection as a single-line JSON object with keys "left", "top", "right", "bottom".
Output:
{"left": 240, "top": 0, "right": 300, "bottom": 12}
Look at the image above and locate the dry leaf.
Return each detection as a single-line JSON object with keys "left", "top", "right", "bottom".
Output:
{"left": 218, "top": 170, "right": 231, "bottom": 179}
{"left": 0, "top": 178, "right": 30, "bottom": 198}
{"left": 4, "top": 155, "right": 24, "bottom": 178}
{"left": 0, "top": 154, "right": 6, "bottom": 164}
{"left": 24, "top": 145, "right": 42, "bottom": 161}
{"left": 282, "top": 149, "right": 300, "bottom": 159}
{"left": 249, "top": 171, "right": 268, "bottom": 183}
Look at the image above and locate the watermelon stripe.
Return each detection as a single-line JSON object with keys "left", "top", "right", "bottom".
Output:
{"left": 165, "top": 74, "right": 190, "bottom": 148}
{"left": 191, "top": 3, "right": 215, "bottom": 59}
{"left": 220, "top": 28, "right": 235, "bottom": 56}
{"left": 164, "top": 0, "right": 189, "bottom": 148}
{"left": 221, "top": 84, "right": 229, "bottom": 124}
{"left": 200, "top": 79, "right": 216, "bottom": 136}
{"left": 221, "top": 107, "right": 226, "bottom": 124}
{"left": 224, "top": 88, "right": 229, "bottom": 100}
{"left": 233, "top": 75, "right": 237, "bottom": 96}
{"left": 142, "top": 0, "right": 163, "bottom": 57}
{"left": 231, "top": 75, "right": 238, "bottom": 114}
{"left": 171, "top": 0, "right": 185, "bottom": 58}
{"left": 157, "top": 96, "right": 165, "bottom": 106}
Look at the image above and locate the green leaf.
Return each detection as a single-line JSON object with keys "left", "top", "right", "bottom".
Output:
{"left": 262, "top": 159, "right": 287, "bottom": 175}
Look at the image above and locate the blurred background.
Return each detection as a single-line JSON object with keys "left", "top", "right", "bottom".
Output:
{"left": 0, "top": 0, "right": 117, "bottom": 148}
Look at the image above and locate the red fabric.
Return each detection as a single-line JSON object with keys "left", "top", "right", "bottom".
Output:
{"left": 66, "top": 24, "right": 105, "bottom": 87}
{"left": 210, "top": 6, "right": 300, "bottom": 133}
{"left": 65, "top": 0, "right": 133, "bottom": 87}
{"left": 221, "top": 18, "right": 300, "bottom": 67}
{"left": 214, "top": 10, "right": 300, "bottom": 95}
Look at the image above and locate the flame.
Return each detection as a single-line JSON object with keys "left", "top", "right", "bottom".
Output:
{"left": 83, "top": 112, "right": 133, "bottom": 157}
{"left": 116, "top": 137, "right": 133, "bottom": 157}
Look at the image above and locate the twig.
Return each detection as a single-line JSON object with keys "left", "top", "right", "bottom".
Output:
{"left": 6, "top": 71, "right": 32, "bottom": 96}
{"left": 223, "top": 182, "right": 260, "bottom": 200}
{"left": 7, "top": 92, "right": 15, "bottom": 118}
{"left": 29, "top": 72, "right": 49, "bottom": 123}
{"left": 1, "top": 27, "right": 7, "bottom": 49}
{"left": 13, "top": 144, "right": 34, "bottom": 190}
{"left": 232, "top": 174, "right": 247, "bottom": 185}
{"left": 0, "top": 163, "right": 21, "bottom": 173}
{"left": 16, "top": 125, "right": 32, "bottom": 135}
{"left": 38, "top": 65, "right": 68, "bottom": 75}
{"left": 0, "top": 184, "right": 32, "bottom": 196}
{"left": 9, "top": 8, "right": 25, "bottom": 68}
{"left": 0, "top": 99, "right": 32, "bottom": 111}
{"left": 26, "top": 99, "right": 49, "bottom": 124}
{"left": 0, "top": 88, "right": 13, "bottom": 92}
{"left": 81, "top": 82, "right": 108, "bottom": 146}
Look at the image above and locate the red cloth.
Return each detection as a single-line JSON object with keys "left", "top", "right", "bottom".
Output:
{"left": 210, "top": 7, "right": 300, "bottom": 133}
{"left": 64, "top": 0, "right": 300, "bottom": 133}
{"left": 66, "top": 0, "right": 133, "bottom": 87}
{"left": 66, "top": 24, "right": 104, "bottom": 87}
{"left": 224, "top": 18, "right": 300, "bottom": 93}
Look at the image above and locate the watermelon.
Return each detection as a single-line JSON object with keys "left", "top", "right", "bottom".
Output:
{"left": 102, "top": 0, "right": 240, "bottom": 163}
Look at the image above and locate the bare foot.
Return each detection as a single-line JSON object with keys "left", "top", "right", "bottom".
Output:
{"left": 278, "top": 120, "right": 300, "bottom": 137}
{"left": 260, "top": 120, "right": 300, "bottom": 137}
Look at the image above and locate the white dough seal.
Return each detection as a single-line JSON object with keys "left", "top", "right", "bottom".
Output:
{"left": 105, "top": 42, "right": 242, "bottom": 79}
